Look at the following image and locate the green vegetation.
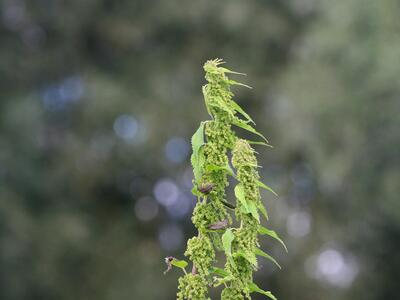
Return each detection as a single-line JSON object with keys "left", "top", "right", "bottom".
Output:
{"left": 165, "top": 60, "right": 284, "bottom": 300}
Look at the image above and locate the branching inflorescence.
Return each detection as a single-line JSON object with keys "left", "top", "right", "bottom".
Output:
{"left": 165, "top": 59, "right": 286, "bottom": 300}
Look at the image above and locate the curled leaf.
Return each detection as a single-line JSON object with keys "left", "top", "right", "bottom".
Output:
{"left": 258, "top": 226, "right": 288, "bottom": 252}
{"left": 248, "top": 282, "right": 277, "bottom": 300}
{"left": 255, "top": 248, "right": 281, "bottom": 269}
{"left": 257, "top": 180, "right": 278, "bottom": 196}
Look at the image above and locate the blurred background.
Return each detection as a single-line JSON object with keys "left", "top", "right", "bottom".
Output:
{"left": 1, "top": 0, "right": 399, "bottom": 299}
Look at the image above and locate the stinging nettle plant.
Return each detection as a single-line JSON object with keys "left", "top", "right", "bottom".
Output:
{"left": 164, "top": 59, "right": 287, "bottom": 300}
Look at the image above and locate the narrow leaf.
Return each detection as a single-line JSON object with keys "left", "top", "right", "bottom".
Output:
{"left": 258, "top": 226, "right": 288, "bottom": 253}
{"left": 248, "top": 141, "right": 273, "bottom": 148}
{"left": 228, "top": 79, "right": 252, "bottom": 89}
{"left": 219, "top": 67, "right": 246, "bottom": 75}
{"left": 257, "top": 180, "right": 278, "bottom": 196}
{"left": 255, "top": 248, "right": 281, "bottom": 269}
{"left": 229, "top": 100, "right": 255, "bottom": 124}
{"left": 232, "top": 118, "right": 268, "bottom": 142}
{"left": 248, "top": 282, "right": 278, "bottom": 300}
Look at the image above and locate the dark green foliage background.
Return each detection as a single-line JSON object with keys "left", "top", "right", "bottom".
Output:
{"left": 0, "top": 0, "right": 399, "bottom": 299}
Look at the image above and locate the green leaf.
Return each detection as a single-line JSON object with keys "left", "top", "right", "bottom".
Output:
{"left": 255, "top": 248, "right": 281, "bottom": 269}
{"left": 257, "top": 202, "right": 269, "bottom": 220}
{"left": 209, "top": 96, "right": 235, "bottom": 116}
{"left": 228, "top": 79, "right": 252, "bottom": 89}
{"left": 257, "top": 180, "right": 278, "bottom": 196}
{"left": 206, "top": 163, "right": 235, "bottom": 177}
{"left": 248, "top": 141, "right": 273, "bottom": 148}
{"left": 171, "top": 259, "right": 188, "bottom": 269}
{"left": 219, "top": 67, "right": 246, "bottom": 75}
{"left": 210, "top": 232, "right": 224, "bottom": 251}
{"left": 248, "top": 282, "right": 277, "bottom": 300}
{"left": 258, "top": 226, "right": 288, "bottom": 252}
{"left": 232, "top": 118, "right": 268, "bottom": 142}
{"left": 191, "top": 186, "right": 202, "bottom": 197}
{"left": 235, "top": 184, "right": 260, "bottom": 222}
{"left": 222, "top": 229, "right": 235, "bottom": 257}
{"left": 210, "top": 267, "right": 229, "bottom": 277}
{"left": 248, "top": 201, "right": 260, "bottom": 222}
{"left": 235, "top": 250, "right": 257, "bottom": 267}
{"left": 229, "top": 100, "right": 255, "bottom": 125}
{"left": 234, "top": 184, "right": 249, "bottom": 212}
{"left": 202, "top": 85, "right": 213, "bottom": 117}
{"left": 191, "top": 122, "right": 205, "bottom": 184}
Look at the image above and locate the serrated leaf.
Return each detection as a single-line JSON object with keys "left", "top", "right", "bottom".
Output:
{"left": 229, "top": 100, "right": 255, "bottom": 125}
{"left": 210, "top": 267, "right": 229, "bottom": 277}
{"left": 206, "top": 163, "right": 235, "bottom": 177}
{"left": 222, "top": 229, "right": 235, "bottom": 257}
{"left": 248, "top": 282, "right": 277, "bottom": 300}
{"left": 256, "top": 180, "right": 278, "bottom": 196}
{"left": 232, "top": 118, "right": 268, "bottom": 142}
{"left": 258, "top": 226, "right": 288, "bottom": 252}
{"left": 255, "top": 248, "right": 281, "bottom": 269}
{"left": 248, "top": 141, "right": 273, "bottom": 148}
{"left": 191, "top": 122, "right": 205, "bottom": 184}
{"left": 171, "top": 259, "right": 188, "bottom": 269}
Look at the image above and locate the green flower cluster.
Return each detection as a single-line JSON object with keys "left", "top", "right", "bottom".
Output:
{"left": 177, "top": 274, "right": 210, "bottom": 300}
{"left": 184, "top": 235, "right": 215, "bottom": 278}
{"left": 168, "top": 59, "right": 283, "bottom": 300}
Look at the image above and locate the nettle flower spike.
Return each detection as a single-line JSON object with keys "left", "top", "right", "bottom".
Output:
{"left": 165, "top": 59, "right": 285, "bottom": 300}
